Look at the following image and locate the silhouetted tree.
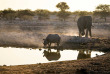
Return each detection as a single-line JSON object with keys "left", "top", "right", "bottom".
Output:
{"left": 56, "top": 2, "right": 70, "bottom": 21}
{"left": 94, "top": 4, "right": 110, "bottom": 22}
{"left": 35, "top": 9, "right": 50, "bottom": 20}
{"left": 56, "top": 2, "right": 69, "bottom": 11}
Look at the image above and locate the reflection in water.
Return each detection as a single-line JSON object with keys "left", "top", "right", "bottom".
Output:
{"left": 0, "top": 47, "right": 104, "bottom": 66}
{"left": 77, "top": 50, "right": 91, "bottom": 60}
{"left": 43, "top": 48, "right": 61, "bottom": 61}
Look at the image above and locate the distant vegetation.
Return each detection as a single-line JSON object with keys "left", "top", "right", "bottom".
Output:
{"left": 0, "top": 3, "right": 110, "bottom": 22}
{"left": 35, "top": 9, "right": 50, "bottom": 20}
{"left": 56, "top": 2, "right": 70, "bottom": 21}
{"left": 93, "top": 4, "right": 110, "bottom": 22}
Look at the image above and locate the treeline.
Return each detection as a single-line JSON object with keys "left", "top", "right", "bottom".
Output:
{"left": 0, "top": 2, "right": 110, "bottom": 22}
{"left": 0, "top": 8, "right": 92, "bottom": 20}
{"left": 0, "top": 8, "right": 34, "bottom": 20}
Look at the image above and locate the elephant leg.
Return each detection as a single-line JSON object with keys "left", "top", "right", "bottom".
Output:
{"left": 79, "top": 32, "right": 81, "bottom": 37}
{"left": 79, "top": 29, "right": 82, "bottom": 37}
{"left": 89, "top": 28, "right": 92, "bottom": 37}
{"left": 85, "top": 29, "right": 88, "bottom": 37}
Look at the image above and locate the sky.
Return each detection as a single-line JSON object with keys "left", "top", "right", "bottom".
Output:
{"left": 0, "top": 0, "right": 110, "bottom": 11}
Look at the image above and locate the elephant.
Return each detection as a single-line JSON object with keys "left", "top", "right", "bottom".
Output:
{"left": 77, "top": 16, "right": 92, "bottom": 37}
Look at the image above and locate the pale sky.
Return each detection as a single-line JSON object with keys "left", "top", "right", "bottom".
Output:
{"left": 0, "top": 0, "right": 110, "bottom": 11}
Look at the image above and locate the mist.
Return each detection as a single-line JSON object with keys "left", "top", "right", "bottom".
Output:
{"left": 0, "top": 19, "right": 110, "bottom": 47}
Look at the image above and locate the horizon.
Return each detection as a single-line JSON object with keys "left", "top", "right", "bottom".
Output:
{"left": 0, "top": 0, "right": 110, "bottom": 12}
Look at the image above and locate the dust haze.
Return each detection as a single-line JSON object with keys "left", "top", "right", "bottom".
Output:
{"left": 0, "top": 19, "right": 110, "bottom": 47}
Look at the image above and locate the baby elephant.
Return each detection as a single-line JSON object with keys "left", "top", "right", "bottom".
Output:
{"left": 43, "top": 34, "right": 61, "bottom": 47}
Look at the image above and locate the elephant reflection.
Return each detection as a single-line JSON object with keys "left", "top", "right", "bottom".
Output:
{"left": 77, "top": 50, "right": 91, "bottom": 60}
{"left": 43, "top": 48, "right": 61, "bottom": 61}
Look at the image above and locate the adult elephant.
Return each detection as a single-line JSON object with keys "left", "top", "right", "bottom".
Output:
{"left": 77, "top": 16, "right": 92, "bottom": 37}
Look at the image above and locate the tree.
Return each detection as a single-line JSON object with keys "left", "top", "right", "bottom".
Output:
{"left": 94, "top": 4, "right": 110, "bottom": 22}
{"left": 35, "top": 9, "right": 50, "bottom": 20}
{"left": 56, "top": 2, "right": 70, "bottom": 21}
{"left": 56, "top": 2, "right": 69, "bottom": 11}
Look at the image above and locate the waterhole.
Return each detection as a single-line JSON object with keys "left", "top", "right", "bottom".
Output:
{"left": 0, "top": 47, "right": 104, "bottom": 66}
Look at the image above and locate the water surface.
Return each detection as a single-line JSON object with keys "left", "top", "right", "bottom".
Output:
{"left": 0, "top": 47, "right": 104, "bottom": 66}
